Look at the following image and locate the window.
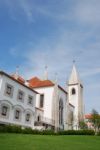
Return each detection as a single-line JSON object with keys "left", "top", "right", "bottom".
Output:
{"left": 59, "top": 99, "right": 63, "bottom": 125}
{"left": 40, "top": 94, "right": 44, "bottom": 108}
{"left": 28, "top": 96, "right": 33, "bottom": 105}
{"left": 26, "top": 114, "right": 31, "bottom": 122}
{"left": 15, "top": 110, "right": 20, "bottom": 119}
{"left": 18, "top": 90, "right": 24, "bottom": 101}
{"left": 72, "top": 88, "right": 76, "bottom": 95}
{"left": 5, "top": 83, "right": 13, "bottom": 97}
{"left": 2, "top": 106, "right": 8, "bottom": 116}
{"left": 37, "top": 115, "right": 41, "bottom": 122}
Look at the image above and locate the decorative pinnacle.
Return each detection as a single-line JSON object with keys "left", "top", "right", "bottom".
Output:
{"left": 55, "top": 73, "right": 58, "bottom": 83}
{"left": 16, "top": 66, "right": 19, "bottom": 75}
{"left": 44, "top": 65, "right": 48, "bottom": 80}
{"left": 14, "top": 66, "right": 19, "bottom": 79}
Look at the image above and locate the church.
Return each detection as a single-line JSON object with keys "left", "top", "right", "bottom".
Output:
{"left": 0, "top": 64, "right": 84, "bottom": 131}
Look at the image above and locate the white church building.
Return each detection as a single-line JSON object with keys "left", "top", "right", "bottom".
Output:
{"left": 0, "top": 64, "right": 84, "bottom": 131}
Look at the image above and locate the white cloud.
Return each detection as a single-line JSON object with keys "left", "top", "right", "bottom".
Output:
{"left": 81, "top": 68, "right": 100, "bottom": 77}
{"left": 1, "top": 0, "right": 100, "bottom": 27}
{"left": 74, "top": 0, "right": 100, "bottom": 25}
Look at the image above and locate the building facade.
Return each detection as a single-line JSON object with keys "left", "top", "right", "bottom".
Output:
{"left": 67, "top": 64, "right": 84, "bottom": 129}
{"left": 0, "top": 64, "right": 84, "bottom": 131}
{"left": 0, "top": 71, "right": 37, "bottom": 129}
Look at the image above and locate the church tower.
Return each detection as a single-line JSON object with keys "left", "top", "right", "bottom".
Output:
{"left": 68, "top": 63, "right": 84, "bottom": 129}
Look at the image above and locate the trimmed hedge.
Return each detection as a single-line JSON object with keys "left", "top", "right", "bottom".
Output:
{"left": 0, "top": 125, "right": 95, "bottom": 135}
{"left": 58, "top": 130, "right": 95, "bottom": 135}
{"left": 0, "top": 125, "right": 22, "bottom": 133}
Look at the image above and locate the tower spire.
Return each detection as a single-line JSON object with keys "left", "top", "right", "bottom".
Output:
{"left": 68, "top": 62, "right": 82, "bottom": 85}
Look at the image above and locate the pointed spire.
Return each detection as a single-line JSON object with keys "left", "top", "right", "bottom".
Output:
{"left": 68, "top": 62, "right": 81, "bottom": 85}
{"left": 44, "top": 65, "right": 48, "bottom": 80}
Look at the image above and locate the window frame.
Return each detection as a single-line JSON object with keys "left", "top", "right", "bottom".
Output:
{"left": 1, "top": 106, "right": 8, "bottom": 116}
{"left": 39, "top": 94, "right": 44, "bottom": 108}
{"left": 15, "top": 110, "right": 20, "bottom": 120}
{"left": 25, "top": 113, "right": 31, "bottom": 122}
{"left": 5, "top": 83, "right": 14, "bottom": 98}
{"left": 28, "top": 95, "right": 33, "bottom": 106}
{"left": 17, "top": 90, "right": 24, "bottom": 102}
{"left": 72, "top": 88, "right": 76, "bottom": 95}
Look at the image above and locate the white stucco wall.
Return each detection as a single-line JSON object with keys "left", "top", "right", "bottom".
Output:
{"left": 0, "top": 74, "right": 37, "bottom": 129}
{"left": 68, "top": 84, "right": 83, "bottom": 129}
{"left": 33, "top": 86, "right": 54, "bottom": 120}
{"left": 58, "top": 88, "right": 68, "bottom": 130}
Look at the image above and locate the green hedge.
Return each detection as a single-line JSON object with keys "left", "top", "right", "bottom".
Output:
{"left": 0, "top": 125, "right": 22, "bottom": 133}
{"left": 58, "top": 130, "right": 95, "bottom": 135}
{"left": 0, "top": 125, "right": 95, "bottom": 135}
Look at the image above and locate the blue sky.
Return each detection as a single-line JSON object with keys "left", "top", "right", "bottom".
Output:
{"left": 0, "top": 0, "right": 100, "bottom": 113}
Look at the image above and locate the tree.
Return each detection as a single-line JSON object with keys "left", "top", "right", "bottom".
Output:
{"left": 79, "top": 120, "right": 88, "bottom": 130}
{"left": 90, "top": 109, "right": 100, "bottom": 132}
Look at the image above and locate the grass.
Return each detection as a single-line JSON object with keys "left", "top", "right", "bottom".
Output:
{"left": 0, "top": 133, "right": 100, "bottom": 150}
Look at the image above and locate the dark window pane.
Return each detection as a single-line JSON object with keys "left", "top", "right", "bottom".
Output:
{"left": 40, "top": 94, "right": 44, "bottom": 108}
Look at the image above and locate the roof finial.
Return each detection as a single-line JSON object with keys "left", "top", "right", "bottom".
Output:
{"left": 73, "top": 60, "right": 76, "bottom": 64}
{"left": 15, "top": 66, "right": 19, "bottom": 79}
{"left": 44, "top": 65, "right": 48, "bottom": 80}
{"left": 55, "top": 73, "right": 58, "bottom": 84}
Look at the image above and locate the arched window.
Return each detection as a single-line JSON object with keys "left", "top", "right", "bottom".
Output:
{"left": 59, "top": 99, "right": 63, "bottom": 125}
{"left": 72, "top": 88, "right": 76, "bottom": 95}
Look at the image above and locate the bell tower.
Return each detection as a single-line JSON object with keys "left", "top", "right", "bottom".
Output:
{"left": 68, "top": 63, "right": 84, "bottom": 129}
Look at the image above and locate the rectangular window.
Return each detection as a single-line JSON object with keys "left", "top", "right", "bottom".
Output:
{"left": 40, "top": 94, "right": 44, "bottom": 108}
{"left": 26, "top": 114, "right": 30, "bottom": 122}
{"left": 15, "top": 110, "right": 20, "bottom": 119}
{"left": 28, "top": 96, "right": 33, "bottom": 105}
{"left": 18, "top": 90, "right": 24, "bottom": 101}
{"left": 5, "top": 83, "right": 13, "bottom": 97}
{"left": 2, "top": 106, "right": 8, "bottom": 116}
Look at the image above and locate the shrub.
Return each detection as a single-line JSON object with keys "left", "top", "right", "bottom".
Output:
{"left": 58, "top": 130, "right": 95, "bottom": 135}
{"left": 0, "top": 125, "right": 22, "bottom": 133}
{"left": 0, "top": 125, "right": 95, "bottom": 135}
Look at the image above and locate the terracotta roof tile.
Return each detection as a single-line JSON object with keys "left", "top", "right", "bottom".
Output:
{"left": 28, "top": 77, "right": 54, "bottom": 88}
{"left": 85, "top": 114, "right": 92, "bottom": 119}
{"left": 0, "top": 71, "right": 38, "bottom": 94}
{"left": 11, "top": 74, "right": 25, "bottom": 84}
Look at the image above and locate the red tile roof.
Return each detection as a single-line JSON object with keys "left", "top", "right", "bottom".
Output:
{"left": 11, "top": 74, "right": 25, "bottom": 84}
{"left": 28, "top": 77, "right": 67, "bottom": 94}
{"left": 0, "top": 71, "right": 38, "bottom": 94}
{"left": 28, "top": 77, "right": 54, "bottom": 88}
{"left": 85, "top": 114, "right": 92, "bottom": 119}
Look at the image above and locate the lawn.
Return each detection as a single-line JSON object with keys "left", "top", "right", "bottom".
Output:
{"left": 0, "top": 134, "right": 100, "bottom": 150}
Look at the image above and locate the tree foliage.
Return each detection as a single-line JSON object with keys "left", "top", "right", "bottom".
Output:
{"left": 90, "top": 109, "right": 100, "bottom": 132}
{"left": 79, "top": 120, "right": 88, "bottom": 130}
